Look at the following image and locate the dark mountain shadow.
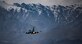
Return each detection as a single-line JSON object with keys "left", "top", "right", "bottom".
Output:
{"left": 55, "top": 39, "right": 82, "bottom": 44}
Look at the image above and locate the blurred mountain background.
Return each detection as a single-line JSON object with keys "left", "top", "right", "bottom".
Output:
{"left": 0, "top": 1, "right": 82, "bottom": 44}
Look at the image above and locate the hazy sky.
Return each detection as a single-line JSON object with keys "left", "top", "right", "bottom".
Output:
{"left": 2, "top": 0, "right": 82, "bottom": 6}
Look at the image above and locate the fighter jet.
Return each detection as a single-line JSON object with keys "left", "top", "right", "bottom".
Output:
{"left": 26, "top": 27, "right": 39, "bottom": 34}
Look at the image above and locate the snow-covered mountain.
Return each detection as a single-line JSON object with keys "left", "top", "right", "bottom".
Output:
{"left": 0, "top": 2, "right": 82, "bottom": 28}
{"left": 12, "top": 3, "right": 82, "bottom": 25}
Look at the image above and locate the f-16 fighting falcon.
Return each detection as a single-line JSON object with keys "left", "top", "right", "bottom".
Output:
{"left": 26, "top": 27, "right": 39, "bottom": 34}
